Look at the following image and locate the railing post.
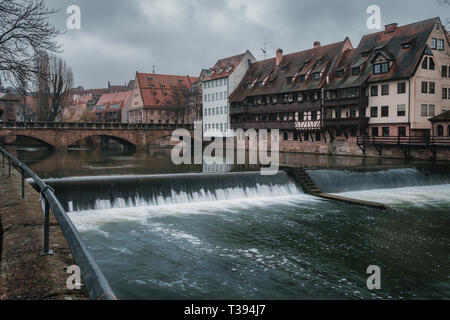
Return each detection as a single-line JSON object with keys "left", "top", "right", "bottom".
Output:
{"left": 40, "top": 198, "right": 54, "bottom": 256}
{"left": 8, "top": 156, "right": 11, "bottom": 177}
{"left": 21, "top": 167, "right": 25, "bottom": 199}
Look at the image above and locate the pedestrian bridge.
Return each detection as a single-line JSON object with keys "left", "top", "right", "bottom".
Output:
{"left": 0, "top": 121, "right": 194, "bottom": 149}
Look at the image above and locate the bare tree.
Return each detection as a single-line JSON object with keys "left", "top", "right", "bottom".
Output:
{"left": 437, "top": 0, "right": 450, "bottom": 29}
{"left": 0, "top": 0, "right": 60, "bottom": 89}
{"left": 36, "top": 54, "right": 74, "bottom": 121}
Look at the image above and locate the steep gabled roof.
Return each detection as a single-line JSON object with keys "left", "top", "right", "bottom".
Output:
{"left": 326, "top": 17, "right": 441, "bottom": 90}
{"left": 136, "top": 73, "right": 198, "bottom": 108}
{"left": 358, "top": 17, "right": 439, "bottom": 82}
{"left": 229, "top": 40, "right": 349, "bottom": 102}
{"left": 204, "top": 52, "right": 248, "bottom": 81}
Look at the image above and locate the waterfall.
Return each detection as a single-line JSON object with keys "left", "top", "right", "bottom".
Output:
{"left": 44, "top": 171, "right": 302, "bottom": 212}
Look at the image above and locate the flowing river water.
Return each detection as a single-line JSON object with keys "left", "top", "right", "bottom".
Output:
{"left": 6, "top": 146, "right": 450, "bottom": 300}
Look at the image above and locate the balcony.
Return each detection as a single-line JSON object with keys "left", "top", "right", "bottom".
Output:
{"left": 230, "top": 100, "right": 321, "bottom": 115}
{"left": 231, "top": 121, "right": 297, "bottom": 130}
{"left": 323, "top": 95, "right": 368, "bottom": 108}
{"left": 323, "top": 117, "right": 369, "bottom": 128}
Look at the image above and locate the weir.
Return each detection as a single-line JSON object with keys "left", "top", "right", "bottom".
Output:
{"left": 31, "top": 171, "right": 302, "bottom": 212}
{"left": 30, "top": 166, "right": 450, "bottom": 214}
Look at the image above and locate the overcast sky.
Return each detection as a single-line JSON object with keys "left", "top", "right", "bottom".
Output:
{"left": 44, "top": 0, "right": 449, "bottom": 89}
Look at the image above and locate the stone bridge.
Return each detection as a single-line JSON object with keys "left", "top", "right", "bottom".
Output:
{"left": 0, "top": 122, "right": 194, "bottom": 150}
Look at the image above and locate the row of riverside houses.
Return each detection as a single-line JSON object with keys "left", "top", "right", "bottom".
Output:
{"left": 225, "top": 17, "right": 450, "bottom": 158}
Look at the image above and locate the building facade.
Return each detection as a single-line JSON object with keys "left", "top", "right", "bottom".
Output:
{"left": 202, "top": 50, "right": 256, "bottom": 138}
{"left": 128, "top": 72, "right": 198, "bottom": 124}
{"left": 228, "top": 17, "right": 450, "bottom": 159}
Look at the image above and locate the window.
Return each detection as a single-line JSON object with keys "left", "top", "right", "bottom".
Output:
{"left": 373, "top": 62, "right": 389, "bottom": 74}
{"left": 399, "top": 127, "right": 407, "bottom": 137}
{"left": 421, "top": 81, "right": 428, "bottom": 93}
{"left": 422, "top": 57, "right": 428, "bottom": 69}
{"left": 429, "top": 82, "right": 435, "bottom": 94}
{"left": 443, "top": 88, "right": 448, "bottom": 99}
{"left": 421, "top": 104, "right": 428, "bottom": 116}
{"left": 283, "top": 132, "right": 289, "bottom": 141}
{"left": 315, "top": 132, "right": 321, "bottom": 141}
{"left": 371, "top": 106, "right": 378, "bottom": 118}
{"left": 431, "top": 38, "right": 437, "bottom": 50}
{"left": 429, "top": 58, "right": 435, "bottom": 70}
{"left": 402, "top": 43, "right": 411, "bottom": 49}
{"left": 313, "top": 73, "right": 320, "bottom": 80}
{"left": 304, "top": 133, "right": 309, "bottom": 141}
{"left": 381, "top": 84, "right": 389, "bottom": 96}
{"left": 442, "top": 66, "right": 448, "bottom": 78}
{"left": 438, "top": 39, "right": 444, "bottom": 51}
{"left": 374, "top": 64, "right": 381, "bottom": 74}
{"left": 397, "top": 104, "right": 406, "bottom": 117}
{"left": 381, "top": 106, "right": 389, "bottom": 117}
{"left": 311, "top": 111, "right": 318, "bottom": 121}
{"left": 372, "top": 127, "right": 379, "bottom": 137}
{"left": 371, "top": 86, "right": 378, "bottom": 96}
{"left": 398, "top": 82, "right": 406, "bottom": 94}
{"left": 437, "top": 125, "right": 444, "bottom": 137}
{"left": 336, "top": 70, "right": 344, "bottom": 78}
{"left": 287, "top": 77, "right": 293, "bottom": 84}
{"left": 352, "top": 67, "right": 360, "bottom": 75}
{"left": 382, "top": 127, "right": 390, "bottom": 137}
{"left": 429, "top": 104, "right": 435, "bottom": 116}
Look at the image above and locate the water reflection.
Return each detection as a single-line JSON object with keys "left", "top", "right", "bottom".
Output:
{"left": 5, "top": 145, "right": 447, "bottom": 179}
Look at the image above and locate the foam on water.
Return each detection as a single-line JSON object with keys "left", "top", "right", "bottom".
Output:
{"left": 337, "top": 184, "right": 450, "bottom": 208}
{"left": 67, "top": 193, "right": 316, "bottom": 231}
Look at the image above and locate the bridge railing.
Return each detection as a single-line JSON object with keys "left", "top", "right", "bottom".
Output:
{"left": 0, "top": 121, "right": 194, "bottom": 131}
{"left": 0, "top": 145, "right": 117, "bottom": 300}
{"left": 357, "top": 135, "right": 450, "bottom": 146}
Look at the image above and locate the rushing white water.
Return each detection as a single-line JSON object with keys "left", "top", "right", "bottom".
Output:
{"left": 68, "top": 193, "right": 317, "bottom": 233}
{"left": 337, "top": 184, "right": 450, "bottom": 208}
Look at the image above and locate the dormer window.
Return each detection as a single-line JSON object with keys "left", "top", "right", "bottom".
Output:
{"left": 352, "top": 67, "right": 360, "bottom": 75}
{"left": 402, "top": 43, "right": 411, "bottom": 49}
{"left": 313, "top": 72, "right": 320, "bottom": 80}
{"left": 299, "top": 75, "right": 305, "bottom": 82}
{"left": 286, "top": 77, "right": 293, "bottom": 84}
{"left": 422, "top": 57, "right": 428, "bottom": 69}
{"left": 373, "top": 62, "right": 389, "bottom": 74}
{"left": 336, "top": 70, "right": 344, "bottom": 78}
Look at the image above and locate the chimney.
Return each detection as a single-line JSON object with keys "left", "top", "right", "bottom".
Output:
{"left": 276, "top": 49, "right": 283, "bottom": 66}
{"left": 385, "top": 23, "right": 398, "bottom": 33}
{"left": 313, "top": 41, "right": 321, "bottom": 48}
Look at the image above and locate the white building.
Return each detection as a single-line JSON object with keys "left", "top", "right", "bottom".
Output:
{"left": 202, "top": 50, "right": 256, "bottom": 138}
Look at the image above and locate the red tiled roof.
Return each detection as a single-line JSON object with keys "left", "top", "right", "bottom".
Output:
{"left": 94, "top": 91, "right": 132, "bottom": 112}
{"left": 136, "top": 73, "right": 198, "bottom": 108}
{"left": 204, "top": 52, "right": 247, "bottom": 81}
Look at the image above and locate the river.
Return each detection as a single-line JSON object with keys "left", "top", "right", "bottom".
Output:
{"left": 5, "top": 145, "right": 450, "bottom": 300}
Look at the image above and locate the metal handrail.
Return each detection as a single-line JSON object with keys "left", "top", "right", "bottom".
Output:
{"left": 0, "top": 145, "right": 117, "bottom": 300}
{"left": 357, "top": 135, "right": 450, "bottom": 146}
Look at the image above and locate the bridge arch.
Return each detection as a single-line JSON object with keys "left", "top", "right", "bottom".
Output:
{"left": 66, "top": 132, "right": 137, "bottom": 149}
{"left": 0, "top": 132, "right": 55, "bottom": 148}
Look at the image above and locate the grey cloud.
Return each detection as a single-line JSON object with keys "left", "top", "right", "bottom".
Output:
{"left": 43, "top": 0, "right": 448, "bottom": 88}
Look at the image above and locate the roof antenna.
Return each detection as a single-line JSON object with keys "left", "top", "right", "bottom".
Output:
{"left": 260, "top": 40, "right": 267, "bottom": 60}
{"left": 152, "top": 65, "right": 156, "bottom": 74}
